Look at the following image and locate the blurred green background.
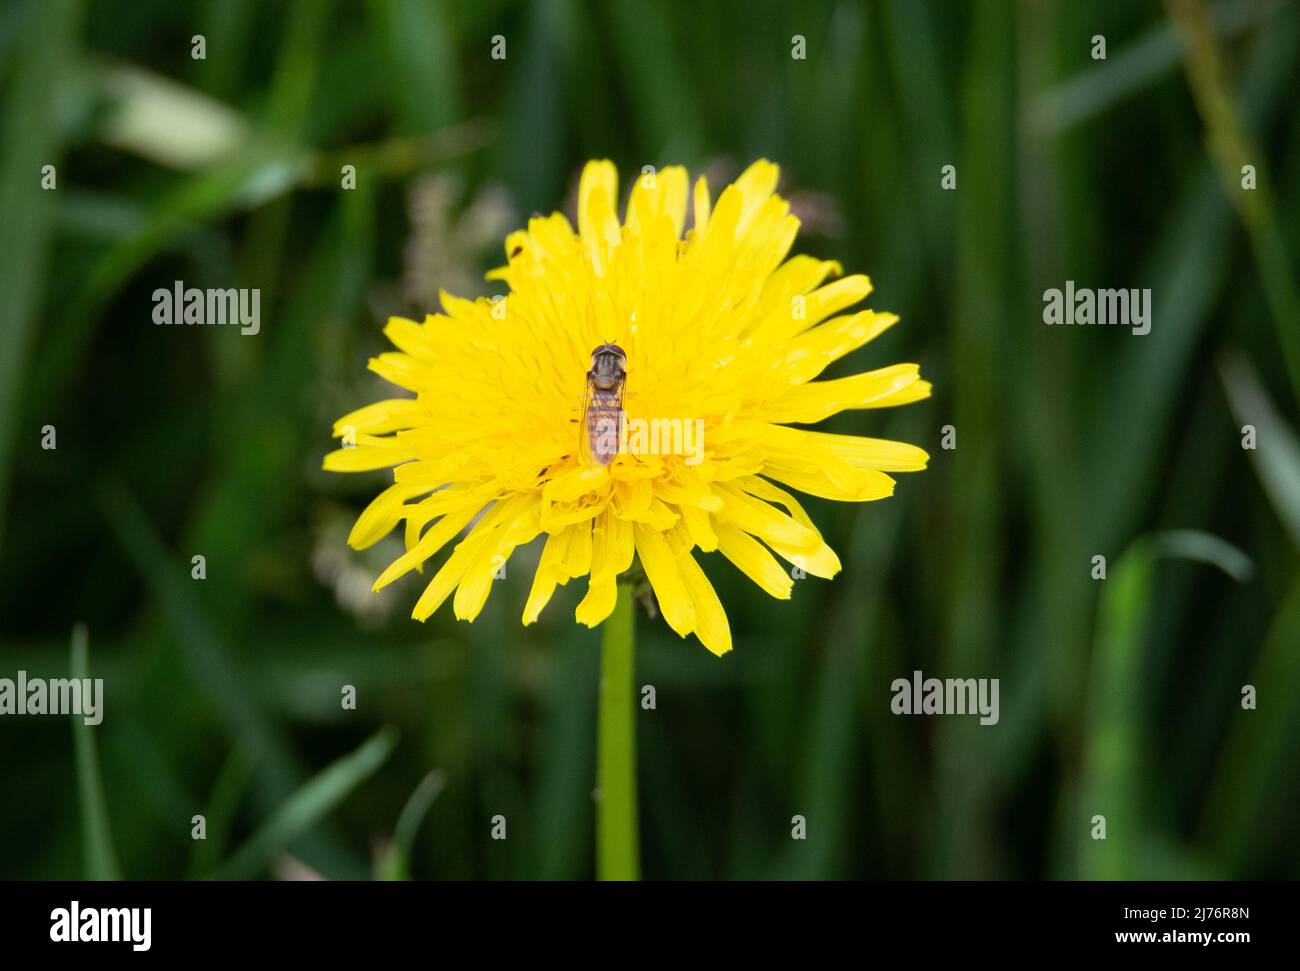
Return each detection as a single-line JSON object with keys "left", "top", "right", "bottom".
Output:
{"left": 2, "top": 0, "right": 1299, "bottom": 880}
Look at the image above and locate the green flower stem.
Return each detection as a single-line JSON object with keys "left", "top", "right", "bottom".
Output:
{"left": 597, "top": 582, "right": 640, "bottom": 880}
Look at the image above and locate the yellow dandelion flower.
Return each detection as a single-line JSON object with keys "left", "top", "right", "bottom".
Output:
{"left": 325, "top": 159, "right": 931, "bottom": 656}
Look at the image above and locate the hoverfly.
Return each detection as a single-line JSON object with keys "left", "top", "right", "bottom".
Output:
{"left": 580, "top": 343, "right": 627, "bottom": 466}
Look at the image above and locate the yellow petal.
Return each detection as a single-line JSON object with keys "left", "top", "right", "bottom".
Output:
{"left": 777, "top": 310, "right": 900, "bottom": 383}
{"left": 402, "top": 485, "right": 500, "bottom": 550}
{"left": 633, "top": 524, "right": 695, "bottom": 637}
{"left": 714, "top": 483, "right": 819, "bottom": 548}
{"left": 543, "top": 465, "right": 610, "bottom": 503}
{"left": 734, "top": 477, "right": 841, "bottom": 579}
{"left": 411, "top": 525, "right": 496, "bottom": 621}
{"left": 762, "top": 462, "right": 895, "bottom": 502}
{"left": 453, "top": 497, "right": 540, "bottom": 621}
{"left": 669, "top": 530, "right": 732, "bottom": 655}
{"left": 331, "top": 397, "right": 426, "bottom": 438}
{"left": 382, "top": 318, "right": 439, "bottom": 363}
{"left": 760, "top": 255, "right": 842, "bottom": 306}
{"left": 540, "top": 497, "right": 610, "bottom": 531}
{"left": 679, "top": 503, "right": 718, "bottom": 552}
{"left": 323, "top": 445, "right": 412, "bottom": 473}
{"left": 578, "top": 159, "right": 621, "bottom": 273}
{"left": 562, "top": 519, "right": 593, "bottom": 578}
{"left": 767, "top": 537, "right": 841, "bottom": 579}
{"left": 692, "top": 175, "right": 711, "bottom": 235}
{"left": 715, "top": 523, "right": 793, "bottom": 600}
{"left": 626, "top": 165, "right": 689, "bottom": 240}
{"left": 590, "top": 510, "right": 634, "bottom": 581}
{"left": 575, "top": 575, "right": 618, "bottom": 627}
{"left": 347, "top": 481, "right": 431, "bottom": 550}
{"left": 733, "top": 158, "right": 780, "bottom": 235}
{"left": 374, "top": 500, "right": 486, "bottom": 590}
{"left": 523, "top": 528, "right": 574, "bottom": 625}
{"left": 368, "top": 352, "right": 431, "bottom": 393}
{"left": 757, "top": 423, "right": 930, "bottom": 472}
{"left": 762, "top": 363, "right": 928, "bottom": 423}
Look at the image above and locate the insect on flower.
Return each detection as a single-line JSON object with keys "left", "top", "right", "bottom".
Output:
{"left": 325, "top": 159, "right": 932, "bottom": 655}
{"left": 580, "top": 342, "right": 627, "bottom": 467}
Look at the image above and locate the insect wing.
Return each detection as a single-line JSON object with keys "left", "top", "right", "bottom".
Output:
{"left": 578, "top": 377, "right": 597, "bottom": 466}
{"left": 611, "top": 372, "right": 626, "bottom": 414}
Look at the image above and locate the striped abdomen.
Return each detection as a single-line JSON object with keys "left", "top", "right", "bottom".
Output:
{"left": 586, "top": 393, "right": 623, "bottom": 466}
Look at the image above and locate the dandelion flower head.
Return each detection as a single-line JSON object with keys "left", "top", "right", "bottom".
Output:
{"left": 325, "top": 160, "right": 931, "bottom": 655}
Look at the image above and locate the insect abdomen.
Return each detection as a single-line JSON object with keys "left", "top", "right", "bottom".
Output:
{"left": 586, "top": 395, "right": 622, "bottom": 465}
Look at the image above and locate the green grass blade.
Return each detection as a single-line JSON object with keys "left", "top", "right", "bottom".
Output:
{"left": 1200, "top": 577, "right": 1300, "bottom": 868}
{"left": 1077, "top": 532, "right": 1249, "bottom": 878}
{"left": 1167, "top": 0, "right": 1300, "bottom": 408}
{"left": 209, "top": 727, "right": 399, "bottom": 881}
{"left": 1220, "top": 349, "right": 1300, "bottom": 547}
{"left": 0, "top": 0, "right": 82, "bottom": 554}
{"left": 1087, "top": 8, "right": 1298, "bottom": 554}
{"left": 97, "top": 482, "right": 301, "bottom": 794}
{"left": 71, "top": 624, "right": 121, "bottom": 880}
{"left": 96, "top": 481, "right": 364, "bottom": 878}
{"left": 1149, "top": 530, "right": 1254, "bottom": 581}
{"left": 928, "top": 0, "right": 1014, "bottom": 879}
{"left": 376, "top": 770, "right": 446, "bottom": 881}
{"left": 1027, "top": 0, "right": 1281, "bottom": 136}
{"left": 187, "top": 741, "right": 258, "bottom": 879}
{"left": 367, "top": 0, "right": 461, "bottom": 134}
{"left": 97, "top": 64, "right": 252, "bottom": 170}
